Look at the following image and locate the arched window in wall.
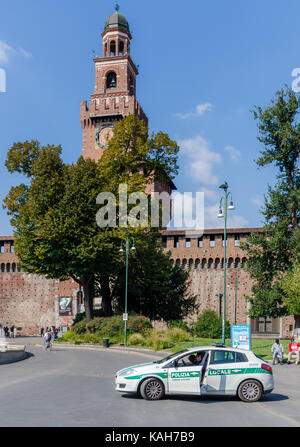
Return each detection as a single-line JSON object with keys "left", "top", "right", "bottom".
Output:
{"left": 6, "top": 263, "right": 10, "bottom": 273}
{"left": 106, "top": 71, "right": 117, "bottom": 89}
{"left": 110, "top": 40, "right": 116, "bottom": 56}
{"left": 214, "top": 258, "right": 220, "bottom": 269}
{"left": 12, "top": 263, "right": 16, "bottom": 272}
{"left": 234, "top": 258, "right": 240, "bottom": 269}
{"left": 207, "top": 258, "right": 214, "bottom": 269}
{"left": 228, "top": 257, "right": 234, "bottom": 268}
{"left": 1, "top": 263, "right": 5, "bottom": 272}
{"left": 241, "top": 257, "right": 247, "bottom": 268}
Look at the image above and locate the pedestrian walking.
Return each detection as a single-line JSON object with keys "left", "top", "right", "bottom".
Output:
{"left": 271, "top": 338, "right": 284, "bottom": 364}
{"left": 10, "top": 325, "right": 14, "bottom": 338}
{"left": 40, "top": 328, "right": 44, "bottom": 338}
{"left": 44, "top": 329, "right": 52, "bottom": 351}
{"left": 13, "top": 327, "right": 17, "bottom": 338}
{"left": 287, "top": 337, "right": 300, "bottom": 364}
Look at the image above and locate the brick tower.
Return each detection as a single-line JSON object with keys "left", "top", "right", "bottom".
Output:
{"left": 80, "top": 5, "right": 148, "bottom": 162}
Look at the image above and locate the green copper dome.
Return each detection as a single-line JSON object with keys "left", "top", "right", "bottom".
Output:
{"left": 104, "top": 6, "right": 130, "bottom": 32}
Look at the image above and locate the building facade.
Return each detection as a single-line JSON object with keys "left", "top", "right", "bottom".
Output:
{"left": 0, "top": 8, "right": 295, "bottom": 337}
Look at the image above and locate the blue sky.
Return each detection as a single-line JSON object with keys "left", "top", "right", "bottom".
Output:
{"left": 0, "top": 0, "right": 299, "bottom": 234}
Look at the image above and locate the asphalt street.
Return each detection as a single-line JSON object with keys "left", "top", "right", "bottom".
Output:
{"left": 0, "top": 338, "right": 299, "bottom": 427}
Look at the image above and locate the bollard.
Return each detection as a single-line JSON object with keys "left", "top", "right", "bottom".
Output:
{"left": 103, "top": 338, "right": 109, "bottom": 348}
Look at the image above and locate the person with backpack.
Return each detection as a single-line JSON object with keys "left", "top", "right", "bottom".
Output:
{"left": 44, "top": 329, "right": 52, "bottom": 350}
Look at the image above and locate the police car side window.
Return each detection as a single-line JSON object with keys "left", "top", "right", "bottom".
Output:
{"left": 210, "top": 350, "right": 235, "bottom": 364}
{"left": 235, "top": 352, "right": 248, "bottom": 363}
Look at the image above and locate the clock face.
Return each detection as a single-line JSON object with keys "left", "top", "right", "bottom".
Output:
{"left": 95, "top": 124, "right": 115, "bottom": 149}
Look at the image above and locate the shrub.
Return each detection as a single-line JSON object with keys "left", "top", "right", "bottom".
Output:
{"left": 192, "top": 310, "right": 231, "bottom": 338}
{"left": 128, "top": 333, "right": 144, "bottom": 346}
{"left": 73, "top": 314, "right": 152, "bottom": 339}
{"left": 142, "top": 330, "right": 174, "bottom": 351}
{"left": 166, "top": 328, "right": 190, "bottom": 343}
{"left": 82, "top": 333, "right": 101, "bottom": 344}
{"left": 72, "top": 309, "right": 105, "bottom": 325}
{"left": 127, "top": 315, "right": 152, "bottom": 334}
{"left": 59, "top": 330, "right": 76, "bottom": 341}
{"left": 167, "top": 320, "right": 191, "bottom": 333}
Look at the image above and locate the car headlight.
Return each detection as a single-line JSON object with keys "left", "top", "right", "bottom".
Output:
{"left": 118, "top": 368, "right": 136, "bottom": 377}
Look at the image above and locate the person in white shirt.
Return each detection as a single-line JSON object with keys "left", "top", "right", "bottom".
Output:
{"left": 271, "top": 338, "right": 284, "bottom": 365}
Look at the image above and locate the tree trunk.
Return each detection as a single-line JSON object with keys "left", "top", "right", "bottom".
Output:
{"left": 100, "top": 275, "right": 113, "bottom": 317}
{"left": 82, "top": 276, "right": 94, "bottom": 324}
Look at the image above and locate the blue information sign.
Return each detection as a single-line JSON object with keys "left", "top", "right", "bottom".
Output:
{"left": 231, "top": 325, "right": 251, "bottom": 350}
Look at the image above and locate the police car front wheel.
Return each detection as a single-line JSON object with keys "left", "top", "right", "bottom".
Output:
{"left": 140, "top": 378, "right": 165, "bottom": 400}
{"left": 238, "top": 379, "right": 262, "bottom": 402}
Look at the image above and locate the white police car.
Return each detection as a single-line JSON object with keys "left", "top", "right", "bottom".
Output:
{"left": 115, "top": 345, "right": 274, "bottom": 402}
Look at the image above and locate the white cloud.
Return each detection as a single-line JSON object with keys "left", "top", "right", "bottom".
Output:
{"left": 0, "top": 41, "right": 32, "bottom": 65}
{"left": 204, "top": 202, "right": 248, "bottom": 229}
{"left": 224, "top": 145, "right": 241, "bottom": 163}
{"left": 176, "top": 102, "right": 213, "bottom": 120}
{"left": 251, "top": 196, "right": 264, "bottom": 208}
{"left": 0, "top": 41, "right": 14, "bottom": 64}
{"left": 19, "top": 47, "right": 32, "bottom": 59}
{"left": 179, "top": 135, "right": 221, "bottom": 186}
{"left": 202, "top": 187, "right": 218, "bottom": 202}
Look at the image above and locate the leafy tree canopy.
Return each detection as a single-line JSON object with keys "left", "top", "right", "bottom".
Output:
{"left": 3, "top": 116, "right": 193, "bottom": 324}
{"left": 243, "top": 86, "right": 300, "bottom": 319}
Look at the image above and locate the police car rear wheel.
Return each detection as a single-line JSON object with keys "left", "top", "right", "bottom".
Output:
{"left": 238, "top": 379, "right": 262, "bottom": 402}
{"left": 140, "top": 378, "right": 165, "bottom": 401}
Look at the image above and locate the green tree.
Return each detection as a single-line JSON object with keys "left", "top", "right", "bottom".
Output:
{"left": 242, "top": 86, "right": 300, "bottom": 321}
{"left": 281, "top": 264, "right": 300, "bottom": 323}
{"left": 3, "top": 116, "right": 185, "bottom": 323}
{"left": 112, "top": 233, "right": 197, "bottom": 321}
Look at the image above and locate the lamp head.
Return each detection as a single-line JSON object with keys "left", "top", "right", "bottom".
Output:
{"left": 218, "top": 208, "right": 224, "bottom": 218}
{"left": 219, "top": 181, "right": 228, "bottom": 190}
{"left": 228, "top": 201, "right": 235, "bottom": 211}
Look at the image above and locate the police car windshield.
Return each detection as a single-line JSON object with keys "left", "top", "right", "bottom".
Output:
{"left": 154, "top": 350, "right": 189, "bottom": 364}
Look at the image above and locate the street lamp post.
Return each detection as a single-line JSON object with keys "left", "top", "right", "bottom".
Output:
{"left": 218, "top": 182, "right": 235, "bottom": 345}
{"left": 120, "top": 233, "right": 135, "bottom": 346}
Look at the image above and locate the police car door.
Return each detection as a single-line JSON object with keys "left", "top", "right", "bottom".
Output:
{"left": 204, "top": 349, "right": 237, "bottom": 394}
{"left": 167, "top": 351, "right": 207, "bottom": 395}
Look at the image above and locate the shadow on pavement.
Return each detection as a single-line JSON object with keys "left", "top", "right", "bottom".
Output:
{"left": 260, "top": 393, "right": 289, "bottom": 402}
{"left": 121, "top": 392, "right": 288, "bottom": 403}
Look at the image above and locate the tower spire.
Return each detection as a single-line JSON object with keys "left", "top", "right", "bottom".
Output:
{"left": 115, "top": 3, "right": 120, "bottom": 12}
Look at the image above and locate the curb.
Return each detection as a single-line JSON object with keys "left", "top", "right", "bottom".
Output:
{"left": 31, "top": 342, "right": 170, "bottom": 357}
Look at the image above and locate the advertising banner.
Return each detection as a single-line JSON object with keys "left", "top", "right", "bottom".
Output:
{"left": 59, "top": 297, "right": 73, "bottom": 316}
{"left": 231, "top": 325, "right": 251, "bottom": 350}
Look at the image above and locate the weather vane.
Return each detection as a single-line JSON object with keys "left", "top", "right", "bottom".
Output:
{"left": 115, "top": 3, "right": 120, "bottom": 12}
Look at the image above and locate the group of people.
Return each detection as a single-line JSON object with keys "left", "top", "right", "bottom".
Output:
{"left": 271, "top": 337, "right": 300, "bottom": 365}
{"left": 40, "top": 327, "right": 59, "bottom": 340}
{"left": 0, "top": 324, "right": 17, "bottom": 338}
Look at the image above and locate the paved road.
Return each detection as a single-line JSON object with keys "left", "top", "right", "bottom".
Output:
{"left": 0, "top": 339, "right": 299, "bottom": 427}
